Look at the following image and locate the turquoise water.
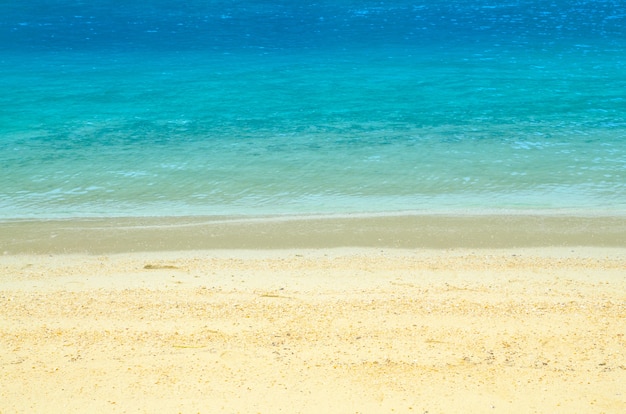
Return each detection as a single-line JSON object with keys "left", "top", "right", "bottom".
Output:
{"left": 1, "top": 1, "right": 625, "bottom": 218}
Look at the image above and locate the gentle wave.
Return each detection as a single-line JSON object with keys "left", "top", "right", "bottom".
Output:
{"left": 1, "top": 1, "right": 625, "bottom": 218}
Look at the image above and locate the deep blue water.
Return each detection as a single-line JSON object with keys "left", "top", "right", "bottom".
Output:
{"left": 1, "top": 1, "right": 625, "bottom": 218}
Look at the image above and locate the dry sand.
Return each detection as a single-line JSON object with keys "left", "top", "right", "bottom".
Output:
{"left": 1, "top": 244, "right": 625, "bottom": 413}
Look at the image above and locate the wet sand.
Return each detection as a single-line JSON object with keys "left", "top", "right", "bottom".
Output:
{"left": 1, "top": 215, "right": 625, "bottom": 413}
{"left": 1, "top": 214, "right": 626, "bottom": 254}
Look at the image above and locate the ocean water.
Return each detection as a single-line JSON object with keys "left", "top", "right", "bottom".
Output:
{"left": 1, "top": 0, "right": 625, "bottom": 219}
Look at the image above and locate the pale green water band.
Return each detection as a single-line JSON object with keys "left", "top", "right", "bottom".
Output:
{"left": 1, "top": 214, "right": 625, "bottom": 254}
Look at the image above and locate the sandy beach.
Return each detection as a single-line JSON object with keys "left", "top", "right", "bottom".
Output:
{"left": 1, "top": 216, "right": 625, "bottom": 413}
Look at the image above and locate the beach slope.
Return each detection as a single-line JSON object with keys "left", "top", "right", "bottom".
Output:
{"left": 1, "top": 241, "right": 625, "bottom": 413}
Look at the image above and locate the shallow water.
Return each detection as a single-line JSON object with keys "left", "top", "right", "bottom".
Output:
{"left": 1, "top": 1, "right": 625, "bottom": 218}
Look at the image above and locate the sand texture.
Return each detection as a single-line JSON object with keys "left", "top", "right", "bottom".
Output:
{"left": 1, "top": 247, "right": 625, "bottom": 413}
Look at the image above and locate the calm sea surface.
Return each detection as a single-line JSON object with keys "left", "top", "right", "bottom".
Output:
{"left": 1, "top": 1, "right": 625, "bottom": 218}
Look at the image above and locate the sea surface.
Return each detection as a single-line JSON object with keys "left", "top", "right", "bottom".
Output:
{"left": 1, "top": 1, "right": 625, "bottom": 219}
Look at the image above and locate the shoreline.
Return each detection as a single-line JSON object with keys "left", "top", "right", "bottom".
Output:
{"left": 2, "top": 213, "right": 625, "bottom": 412}
{"left": 2, "top": 213, "right": 626, "bottom": 254}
